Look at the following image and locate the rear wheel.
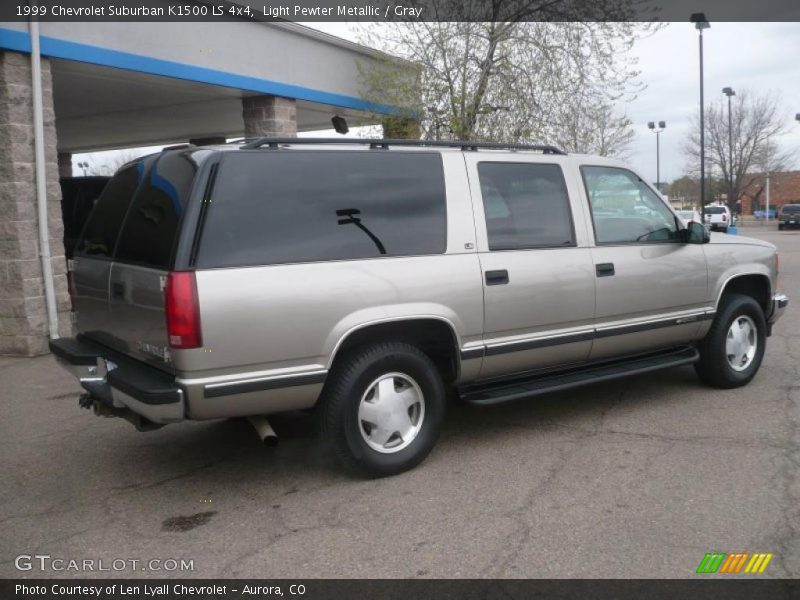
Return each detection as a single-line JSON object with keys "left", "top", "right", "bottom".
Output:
{"left": 778, "top": 224, "right": 784, "bottom": 230}
{"left": 694, "top": 293, "right": 766, "bottom": 388}
{"left": 320, "top": 342, "right": 445, "bottom": 477}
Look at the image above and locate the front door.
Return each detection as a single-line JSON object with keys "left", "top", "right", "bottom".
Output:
{"left": 465, "top": 155, "right": 596, "bottom": 379}
{"left": 579, "top": 165, "right": 709, "bottom": 361}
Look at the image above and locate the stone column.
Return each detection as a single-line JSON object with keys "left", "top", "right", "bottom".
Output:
{"left": 382, "top": 116, "right": 421, "bottom": 139}
{"left": 57, "top": 151, "right": 72, "bottom": 178}
{"left": 242, "top": 95, "right": 297, "bottom": 138}
{"left": 0, "top": 51, "right": 71, "bottom": 356}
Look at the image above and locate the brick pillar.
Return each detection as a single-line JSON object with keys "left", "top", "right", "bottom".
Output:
{"left": 242, "top": 95, "right": 297, "bottom": 138}
{"left": 382, "top": 116, "right": 420, "bottom": 139}
{"left": 57, "top": 151, "right": 71, "bottom": 178}
{"left": 0, "top": 51, "right": 71, "bottom": 356}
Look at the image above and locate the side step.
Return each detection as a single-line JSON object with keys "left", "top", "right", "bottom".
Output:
{"left": 459, "top": 346, "right": 699, "bottom": 406}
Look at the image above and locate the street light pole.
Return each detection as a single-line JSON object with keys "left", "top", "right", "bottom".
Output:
{"left": 692, "top": 14, "right": 710, "bottom": 221}
{"left": 647, "top": 121, "right": 666, "bottom": 192}
{"left": 723, "top": 87, "right": 735, "bottom": 213}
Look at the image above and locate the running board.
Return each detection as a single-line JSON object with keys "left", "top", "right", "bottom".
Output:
{"left": 459, "top": 346, "right": 699, "bottom": 406}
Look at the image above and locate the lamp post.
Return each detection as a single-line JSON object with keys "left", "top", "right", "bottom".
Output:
{"left": 692, "top": 13, "right": 710, "bottom": 223}
{"left": 647, "top": 121, "right": 666, "bottom": 192}
{"left": 722, "top": 87, "right": 735, "bottom": 214}
{"left": 77, "top": 161, "right": 89, "bottom": 176}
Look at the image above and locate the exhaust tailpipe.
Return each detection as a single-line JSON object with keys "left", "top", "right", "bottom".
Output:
{"left": 247, "top": 415, "right": 278, "bottom": 447}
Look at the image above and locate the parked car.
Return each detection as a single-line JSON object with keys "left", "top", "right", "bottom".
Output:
{"left": 676, "top": 209, "right": 702, "bottom": 225}
{"left": 754, "top": 208, "right": 778, "bottom": 220}
{"left": 50, "top": 139, "right": 788, "bottom": 477}
{"left": 59, "top": 176, "right": 110, "bottom": 259}
{"left": 704, "top": 204, "right": 732, "bottom": 232}
{"left": 778, "top": 204, "right": 800, "bottom": 230}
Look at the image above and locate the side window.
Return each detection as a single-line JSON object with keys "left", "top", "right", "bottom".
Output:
{"left": 114, "top": 152, "right": 198, "bottom": 268}
{"left": 581, "top": 166, "right": 679, "bottom": 244}
{"left": 194, "top": 151, "right": 447, "bottom": 268}
{"left": 75, "top": 165, "right": 142, "bottom": 258}
{"left": 477, "top": 162, "right": 574, "bottom": 250}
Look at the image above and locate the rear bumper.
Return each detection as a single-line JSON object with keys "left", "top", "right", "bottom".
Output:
{"left": 49, "top": 336, "right": 185, "bottom": 424}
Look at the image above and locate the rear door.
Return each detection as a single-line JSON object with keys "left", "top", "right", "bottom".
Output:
{"left": 72, "top": 164, "right": 145, "bottom": 345}
{"left": 107, "top": 151, "right": 202, "bottom": 371}
{"left": 465, "top": 155, "right": 596, "bottom": 379}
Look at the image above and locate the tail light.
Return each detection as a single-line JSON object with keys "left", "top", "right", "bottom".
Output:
{"left": 722, "top": 214, "right": 727, "bottom": 222}
{"left": 165, "top": 271, "right": 202, "bottom": 349}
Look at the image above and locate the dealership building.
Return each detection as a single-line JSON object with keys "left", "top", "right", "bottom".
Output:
{"left": 0, "top": 19, "right": 406, "bottom": 356}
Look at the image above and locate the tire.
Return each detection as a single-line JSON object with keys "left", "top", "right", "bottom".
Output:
{"left": 778, "top": 224, "right": 784, "bottom": 231}
{"left": 721, "top": 227, "right": 729, "bottom": 234}
{"left": 319, "top": 342, "right": 446, "bottom": 477}
{"left": 694, "top": 293, "right": 767, "bottom": 389}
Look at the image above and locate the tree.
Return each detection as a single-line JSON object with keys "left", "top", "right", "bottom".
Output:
{"left": 683, "top": 89, "right": 794, "bottom": 211}
{"left": 357, "top": 4, "right": 657, "bottom": 156}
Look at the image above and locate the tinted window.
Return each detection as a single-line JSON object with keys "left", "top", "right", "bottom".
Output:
{"left": 195, "top": 151, "right": 447, "bottom": 268}
{"left": 477, "top": 162, "right": 574, "bottom": 250}
{"left": 782, "top": 205, "right": 800, "bottom": 214}
{"left": 705, "top": 206, "right": 727, "bottom": 214}
{"left": 114, "top": 152, "right": 199, "bottom": 268}
{"left": 75, "top": 165, "right": 142, "bottom": 258}
{"left": 582, "top": 166, "right": 679, "bottom": 244}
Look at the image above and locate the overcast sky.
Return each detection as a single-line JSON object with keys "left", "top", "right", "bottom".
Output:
{"left": 75, "top": 22, "right": 800, "bottom": 185}
{"left": 303, "top": 21, "right": 800, "bottom": 184}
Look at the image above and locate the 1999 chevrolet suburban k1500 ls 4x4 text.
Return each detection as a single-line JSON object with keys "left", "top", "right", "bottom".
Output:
{"left": 50, "top": 138, "right": 789, "bottom": 477}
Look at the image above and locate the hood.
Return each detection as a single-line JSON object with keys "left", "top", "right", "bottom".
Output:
{"left": 707, "top": 232, "right": 776, "bottom": 250}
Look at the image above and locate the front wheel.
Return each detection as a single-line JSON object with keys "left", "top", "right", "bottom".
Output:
{"left": 319, "top": 342, "right": 446, "bottom": 477}
{"left": 694, "top": 293, "right": 767, "bottom": 388}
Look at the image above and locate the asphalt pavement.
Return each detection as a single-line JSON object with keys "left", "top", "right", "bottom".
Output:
{"left": 1, "top": 225, "right": 797, "bottom": 579}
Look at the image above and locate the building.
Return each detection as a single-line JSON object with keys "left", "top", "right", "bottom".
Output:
{"left": 739, "top": 171, "right": 800, "bottom": 215}
{"left": 0, "top": 19, "right": 409, "bottom": 356}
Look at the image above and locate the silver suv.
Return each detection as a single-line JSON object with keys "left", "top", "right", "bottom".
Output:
{"left": 51, "top": 139, "right": 789, "bottom": 477}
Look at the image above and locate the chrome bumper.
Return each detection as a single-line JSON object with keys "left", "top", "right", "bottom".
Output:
{"left": 769, "top": 293, "right": 789, "bottom": 324}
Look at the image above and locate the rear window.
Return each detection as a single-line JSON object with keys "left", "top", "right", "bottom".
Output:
{"left": 114, "top": 152, "right": 199, "bottom": 269}
{"left": 75, "top": 164, "right": 143, "bottom": 258}
{"left": 194, "top": 151, "right": 447, "bottom": 268}
{"left": 477, "top": 162, "right": 574, "bottom": 250}
{"left": 705, "top": 206, "right": 726, "bottom": 214}
{"left": 781, "top": 205, "right": 800, "bottom": 214}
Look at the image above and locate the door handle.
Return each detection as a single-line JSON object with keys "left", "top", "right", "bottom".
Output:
{"left": 111, "top": 282, "right": 125, "bottom": 299}
{"left": 595, "top": 263, "right": 615, "bottom": 277}
{"left": 485, "top": 269, "right": 509, "bottom": 286}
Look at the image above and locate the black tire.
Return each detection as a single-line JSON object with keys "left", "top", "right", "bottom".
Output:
{"left": 694, "top": 293, "right": 767, "bottom": 389}
{"left": 778, "top": 224, "right": 784, "bottom": 231}
{"left": 319, "top": 342, "right": 446, "bottom": 477}
{"left": 721, "top": 227, "right": 729, "bottom": 234}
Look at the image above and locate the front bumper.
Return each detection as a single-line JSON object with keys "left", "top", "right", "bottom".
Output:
{"left": 49, "top": 336, "right": 185, "bottom": 425}
{"left": 768, "top": 293, "right": 789, "bottom": 325}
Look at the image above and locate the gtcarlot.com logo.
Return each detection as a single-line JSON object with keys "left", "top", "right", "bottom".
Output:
{"left": 696, "top": 552, "right": 774, "bottom": 574}
{"left": 15, "top": 554, "right": 194, "bottom": 572}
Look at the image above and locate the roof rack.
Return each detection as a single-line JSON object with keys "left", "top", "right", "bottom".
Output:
{"left": 239, "top": 137, "right": 567, "bottom": 155}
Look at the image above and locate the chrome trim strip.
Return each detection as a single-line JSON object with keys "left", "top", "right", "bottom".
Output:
{"left": 203, "top": 370, "right": 328, "bottom": 399}
{"left": 484, "top": 330, "right": 594, "bottom": 356}
{"left": 460, "top": 346, "right": 485, "bottom": 361}
{"left": 474, "top": 310, "right": 714, "bottom": 358}
{"left": 595, "top": 313, "right": 712, "bottom": 338}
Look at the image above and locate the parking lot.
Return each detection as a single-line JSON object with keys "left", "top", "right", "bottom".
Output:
{"left": 1, "top": 225, "right": 797, "bottom": 579}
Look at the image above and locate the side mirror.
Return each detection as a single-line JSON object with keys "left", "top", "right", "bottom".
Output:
{"left": 683, "top": 221, "right": 710, "bottom": 244}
